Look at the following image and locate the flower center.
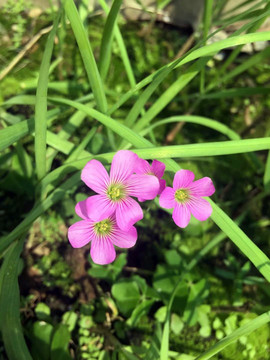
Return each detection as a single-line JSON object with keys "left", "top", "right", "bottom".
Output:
{"left": 107, "top": 184, "right": 125, "bottom": 201}
{"left": 94, "top": 219, "right": 112, "bottom": 236}
{"left": 175, "top": 189, "right": 189, "bottom": 203}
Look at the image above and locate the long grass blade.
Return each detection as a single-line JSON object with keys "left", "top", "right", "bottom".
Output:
{"left": 0, "top": 238, "right": 32, "bottom": 360}
{"left": 64, "top": 0, "right": 107, "bottom": 112}
{"left": 108, "top": 32, "right": 270, "bottom": 115}
{"left": 263, "top": 151, "right": 270, "bottom": 191}
{"left": 195, "top": 311, "right": 270, "bottom": 360}
{"left": 98, "top": 0, "right": 137, "bottom": 88}
{"left": 35, "top": 13, "right": 60, "bottom": 180}
{"left": 98, "top": 0, "right": 123, "bottom": 81}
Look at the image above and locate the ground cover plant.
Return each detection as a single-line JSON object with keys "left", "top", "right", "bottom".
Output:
{"left": 0, "top": 0, "right": 270, "bottom": 359}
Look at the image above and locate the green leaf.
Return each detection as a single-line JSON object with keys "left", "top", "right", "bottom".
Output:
{"left": 50, "top": 324, "right": 72, "bottom": 360}
{"left": 62, "top": 311, "right": 78, "bottom": 332}
{"left": 30, "top": 321, "right": 53, "bottom": 360}
{"left": 112, "top": 280, "right": 140, "bottom": 316}
{"left": 35, "top": 303, "right": 51, "bottom": 322}
{"left": 155, "top": 306, "right": 167, "bottom": 323}
{"left": 171, "top": 313, "right": 184, "bottom": 335}
{"left": 183, "top": 279, "right": 209, "bottom": 326}
{"left": 127, "top": 299, "right": 155, "bottom": 327}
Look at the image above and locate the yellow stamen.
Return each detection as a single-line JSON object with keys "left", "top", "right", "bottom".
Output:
{"left": 107, "top": 184, "right": 125, "bottom": 201}
{"left": 175, "top": 189, "right": 189, "bottom": 203}
{"left": 94, "top": 219, "right": 112, "bottom": 235}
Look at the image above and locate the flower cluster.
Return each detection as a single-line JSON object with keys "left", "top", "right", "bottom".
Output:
{"left": 68, "top": 150, "right": 215, "bottom": 265}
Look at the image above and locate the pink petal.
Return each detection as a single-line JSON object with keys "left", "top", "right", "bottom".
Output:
{"left": 90, "top": 236, "right": 116, "bottom": 265}
{"left": 127, "top": 174, "right": 160, "bottom": 200}
{"left": 68, "top": 220, "right": 94, "bottom": 248}
{"left": 159, "top": 187, "right": 176, "bottom": 209}
{"left": 172, "top": 203, "right": 191, "bottom": 228}
{"left": 188, "top": 197, "right": 212, "bottom": 221}
{"left": 173, "top": 170, "right": 195, "bottom": 190}
{"left": 189, "top": 177, "right": 215, "bottom": 197}
{"left": 110, "top": 150, "right": 138, "bottom": 183}
{"left": 135, "top": 158, "right": 151, "bottom": 175}
{"left": 111, "top": 226, "right": 137, "bottom": 248}
{"left": 75, "top": 200, "right": 89, "bottom": 219}
{"left": 158, "top": 179, "right": 166, "bottom": 195}
{"left": 77, "top": 195, "right": 116, "bottom": 222}
{"left": 151, "top": 160, "right": 166, "bottom": 178}
{"left": 116, "top": 197, "right": 143, "bottom": 231}
{"left": 81, "top": 159, "right": 109, "bottom": 194}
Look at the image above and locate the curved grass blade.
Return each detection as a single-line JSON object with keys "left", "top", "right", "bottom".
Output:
{"left": 216, "top": 1, "right": 270, "bottom": 77}
{"left": 208, "top": 45, "right": 270, "bottom": 91}
{"left": 64, "top": 0, "right": 107, "bottom": 112}
{"left": 98, "top": 0, "right": 137, "bottom": 88}
{"left": 35, "top": 13, "right": 60, "bottom": 180}
{"left": 0, "top": 238, "right": 32, "bottom": 360}
{"left": 118, "top": 57, "right": 209, "bottom": 149}
{"left": 140, "top": 115, "right": 241, "bottom": 141}
{"left": 139, "top": 115, "right": 263, "bottom": 173}
{"left": 108, "top": 31, "right": 270, "bottom": 115}
{"left": 195, "top": 311, "right": 270, "bottom": 360}
{"left": 0, "top": 110, "right": 61, "bottom": 152}
{"left": 98, "top": 0, "right": 123, "bottom": 81}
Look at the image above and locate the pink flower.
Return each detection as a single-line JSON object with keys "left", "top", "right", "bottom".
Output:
{"left": 135, "top": 159, "right": 166, "bottom": 202}
{"left": 79, "top": 150, "right": 160, "bottom": 231}
{"left": 159, "top": 169, "right": 215, "bottom": 228}
{"left": 68, "top": 202, "right": 137, "bottom": 265}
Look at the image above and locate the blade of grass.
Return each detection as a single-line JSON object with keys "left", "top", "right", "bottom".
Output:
{"left": 66, "top": 126, "right": 97, "bottom": 162}
{"left": 45, "top": 101, "right": 94, "bottom": 171}
{"left": 195, "top": 87, "right": 270, "bottom": 99}
{"left": 64, "top": 0, "right": 107, "bottom": 112}
{"left": 263, "top": 151, "right": 270, "bottom": 191}
{"left": 108, "top": 31, "right": 270, "bottom": 116}
{"left": 208, "top": 46, "right": 270, "bottom": 91}
{"left": 0, "top": 237, "right": 32, "bottom": 360}
{"left": 119, "top": 57, "right": 209, "bottom": 149}
{"left": 35, "top": 12, "right": 60, "bottom": 180}
{"left": 138, "top": 115, "right": 263, "bottom": 173}
{"left": 200, "top": 0, "right": 214, "bottom": 94}
{"left": 98, "top": 0, "right": 137, "bottom": 88}
{"left": 98, "top": 0, "right": 123, "bottom": 81}
{"left": 141, "top": 115, "right": 241, "bottom": 141}
{"left": 195, "top": 311, "right": 270, "bottom": 360}
{"left": 217, "top": 1, "right": 270, "bottom": 77}
{"left": 0, "top": 109, "right": 61, "bottom": 152}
